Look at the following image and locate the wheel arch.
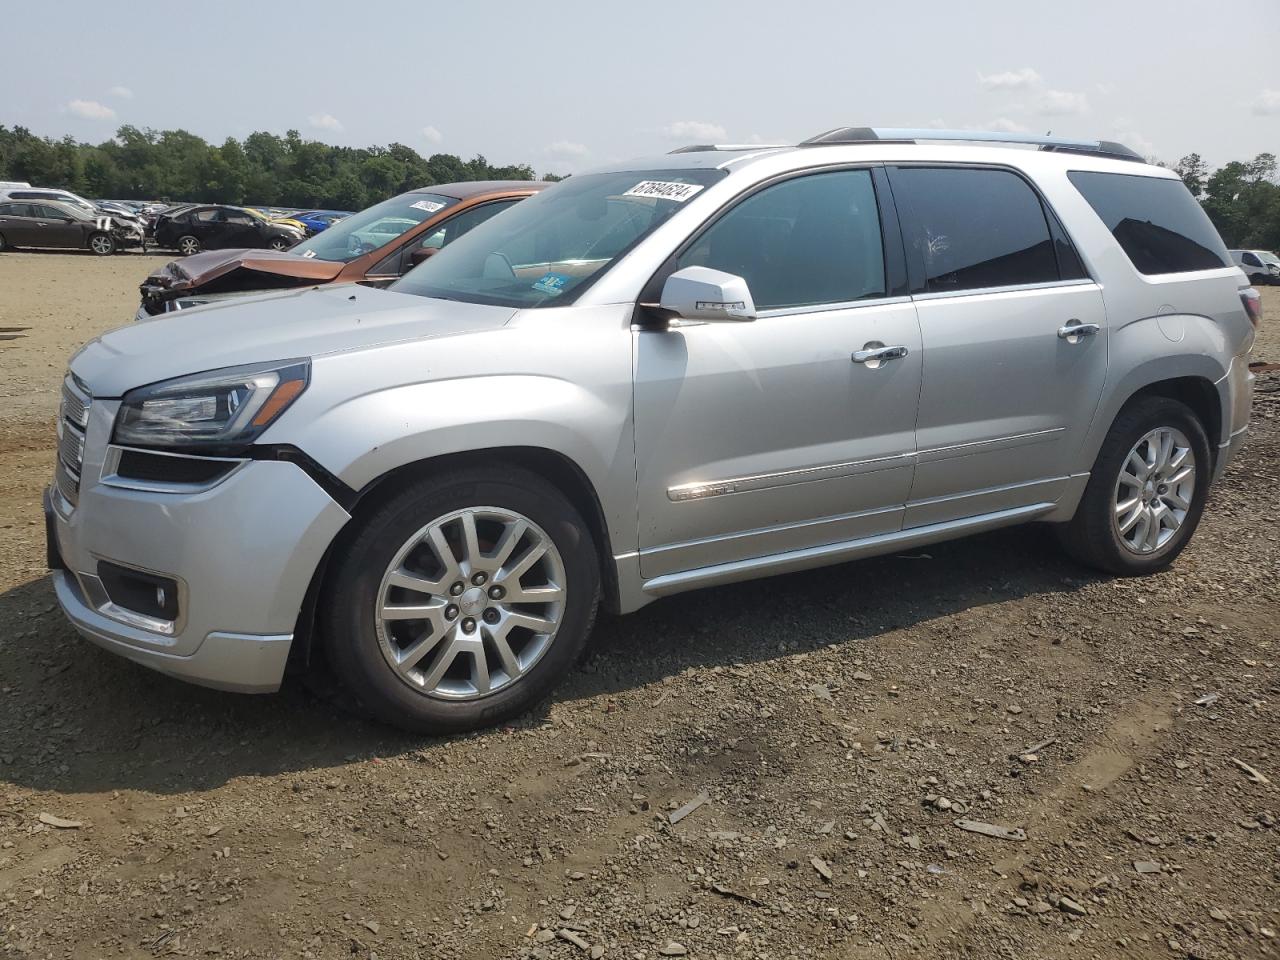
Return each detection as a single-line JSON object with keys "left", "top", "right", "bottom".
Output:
{"left": 287, "top": 444, "right": 621, "bottom": 674}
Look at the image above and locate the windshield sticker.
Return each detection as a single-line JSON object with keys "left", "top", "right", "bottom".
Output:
{"left": 410, "top": 199, "right": 446, "bottom": 214}
{"left": 532, "top": 272, "right": 570, "bottom": 297}
{"left": 623, "top": 180, "right": 705, "bottom": 203}
{"left": 300, "top": 249, "right": 317, "bottom": 258}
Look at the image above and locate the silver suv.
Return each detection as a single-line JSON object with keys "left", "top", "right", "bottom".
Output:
{"left": 46, "top": 128, "right": 1259, "bottom": 732}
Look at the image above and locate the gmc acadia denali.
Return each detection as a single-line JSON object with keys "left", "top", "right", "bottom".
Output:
{"left": 46, "top": 128, "right": 1258, "bottom": 732}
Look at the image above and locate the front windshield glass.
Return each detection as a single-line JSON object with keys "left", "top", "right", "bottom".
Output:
{"left": 1260, "top": 251, "right": 1280, "bottom": 265}
{"left": 291, "top": 192, "right": 458, "bottom": 263}
{"left": 392, "top": 169, "right": 726, "bottom": 308}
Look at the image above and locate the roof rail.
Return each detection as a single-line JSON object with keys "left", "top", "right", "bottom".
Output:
{"left": 669, "top": 143, "right": 790, "bottom": 154}
{"left": 799, "top": 127, "right": 1145, "bottom": 162}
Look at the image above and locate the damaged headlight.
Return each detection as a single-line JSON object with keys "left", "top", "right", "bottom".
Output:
{"left": 113, "top": 359, "right": 310, "bottom": 451}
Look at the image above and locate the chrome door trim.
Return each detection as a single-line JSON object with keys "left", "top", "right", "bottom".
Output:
{"left": 642, "top": 503, "right": 903, "bottom": 560}
{"left": 667, "top": 451, "right": 914, "bottom": 501}
{"left": 916, "top": 426, "right": 1065, "bottom": 462}
{"left": 641, "top": 502, "right": 1056, "bottom": 597}
{"left": 754, "top": 294, "right": 913, "bottom": 320}
{"left": 911, "top": 278, "right": 1096, "bottom": 302}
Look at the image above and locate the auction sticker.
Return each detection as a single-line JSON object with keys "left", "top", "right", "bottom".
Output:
{"left": 411, "top": 199, "right": 446, "bottom": 214}
{"left": 623, "top": 180, "right": 705, "bottom": 202}
{"left": 532, "top": 272, "right": 570, "bottom": 296}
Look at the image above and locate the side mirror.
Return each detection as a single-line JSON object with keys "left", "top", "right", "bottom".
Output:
{"left": 659, "top": 266, "right": 756, "bottom": 323}
{"left": 408, "top": 246, "right": 439, "bottom": 268}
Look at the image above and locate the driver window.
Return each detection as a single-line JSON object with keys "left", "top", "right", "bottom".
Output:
{"left": 674, "top": 169, "right": 887, "bottom": 311}
{"left": 415, "top": 201, "right": 519, "bottom": 251}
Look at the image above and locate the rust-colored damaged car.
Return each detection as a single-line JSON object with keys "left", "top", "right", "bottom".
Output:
{"left": 137, "top": 181, "right": 547, "bottom": 319}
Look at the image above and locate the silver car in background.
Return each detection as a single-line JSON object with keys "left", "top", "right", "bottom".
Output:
{"left": 47, "top": 128, "right": 1258, "bottom": 732}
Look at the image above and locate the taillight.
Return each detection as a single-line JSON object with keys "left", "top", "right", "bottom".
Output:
{"left": 1241, "top": 287, "right": 1262, "bottom": 329}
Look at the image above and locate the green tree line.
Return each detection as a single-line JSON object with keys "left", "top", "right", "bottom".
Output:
{"left": 0, "top": 125, "right": 546, "bottom": 211}
{"left": 2, "top": 125, "right": 1278, "bottom": 251}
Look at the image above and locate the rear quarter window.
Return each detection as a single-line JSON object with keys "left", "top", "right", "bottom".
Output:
{"left": 1068, "top": 171, "right": 1230, "bottom": 275}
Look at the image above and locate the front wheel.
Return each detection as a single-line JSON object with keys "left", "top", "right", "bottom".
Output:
{"left": 269, "top": 237, "right": 291, "bottom": 251}
{"left": 176, "top": 235, "right": 201, "bottom": 256}
{"left": 88, "top": 232, "right": 116, "bottom": 256}
{"left": 1057, "top": 396, "right": 1211, "bottom": 575}
{"left": 320, "top": 466, "right": 600, "bottom": 733}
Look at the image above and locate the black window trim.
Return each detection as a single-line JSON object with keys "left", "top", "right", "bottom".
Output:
{"left": 886, "top": 161, "right": 1096, "bottom": 298}
{"left": 637, "top": 161, "right": 908, "bottom": 322}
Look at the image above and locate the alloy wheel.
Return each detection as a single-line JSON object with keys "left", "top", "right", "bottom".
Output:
{"left": 90, "top": 234, "right": 114, "bottom": 255}
{"left": 375, "top": 507, "right": 567, "bottom": 700}
{"left": 1113, "top": 426, "right": 1196, "bottom": 554}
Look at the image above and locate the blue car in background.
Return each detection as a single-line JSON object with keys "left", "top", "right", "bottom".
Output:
{"left": 289, "top": 209, "right": 352, "bottom": 234}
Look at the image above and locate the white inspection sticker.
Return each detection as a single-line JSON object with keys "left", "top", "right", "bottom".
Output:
{"left": 410, "top": 199, "right": 445, "bottom": 214}
{"left": 623, "top": 180, "right": 705, "bottom": 202}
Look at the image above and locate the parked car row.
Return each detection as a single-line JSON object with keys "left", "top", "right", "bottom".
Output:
{"left": 0, "top": 182, "right": 351, "bottom": 255}
{"left": 46, "top": 127, "right": 1259, "bottom": 734}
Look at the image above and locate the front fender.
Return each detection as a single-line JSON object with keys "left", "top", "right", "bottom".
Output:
{"left": 268, "top": 305, "right": 638, "bottom": 558}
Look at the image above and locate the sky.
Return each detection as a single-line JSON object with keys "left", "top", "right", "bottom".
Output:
{"left": 2, "top": 0, "right": 1277, "bottom": 176}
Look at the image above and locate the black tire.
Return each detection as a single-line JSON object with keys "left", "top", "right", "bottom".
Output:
{"left": 0, "top": 232, "right": 8, "bottom": 252}
{"left": 176, "top": 235, "right": 201, "bottom": 256}
{"left": 1057, "top": 396, "right": 1211, "bottom": 575}
{"left": 320, "top": 466, "right": 600, "bottom": 734}
{"left": 87, "top": 232, "right": 116, "bottom": 256}
{"left": 269, "top": 237, "right": 290, "bottom": 251}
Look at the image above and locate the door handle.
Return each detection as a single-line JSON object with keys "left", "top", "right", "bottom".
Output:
{"left": 1057, "top": 320, "right": 1100, "bottom": 341}
{"left": 852, "top": 344, "right": 909, "bottom": 365}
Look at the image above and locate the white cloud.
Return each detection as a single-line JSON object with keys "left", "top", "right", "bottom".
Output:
{"left": 1035, "top": 89, "right": 1090, "bottom": 116}
{"left": 546, "top": 140, "right": 588, "bottom": 158}
{"left": 108, "top": 85, "right": 134, "bottom": 100}
{"left": 977, "top": 67, "right": 1042, "bottom": 91}
{"left": 308, "top": 113, "right": 344, "bottom": 133}
{"left": 1252, "top": 89, "right": 1280, "bottom": 116}
{"left": 663, "top": 120, "right": 727, "bottom": 142}
{"left": 985, "top": 116, "right": 1031, "bottom": 133}
{"left": 66, "top": 99, "right": 116, "bottom": 120}
{"left": 421, "top": 125, "right": 443, "bottom": 144}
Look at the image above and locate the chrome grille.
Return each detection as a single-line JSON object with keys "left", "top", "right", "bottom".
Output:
{"left": 55, "top": 375, "right": 91, "bottom": 507}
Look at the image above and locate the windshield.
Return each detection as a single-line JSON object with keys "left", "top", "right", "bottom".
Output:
{"left": 1259, "top": 251, "right": 1280, "bottom": 265}
{"left": 392, "top": 169, "right": 726, "bottom": 307}
{"left": 291, "top": 192, "right": 458, "bottom": 263}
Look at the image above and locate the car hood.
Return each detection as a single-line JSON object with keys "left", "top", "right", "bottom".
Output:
{"left": 71, "top": 284, "right": 518, "bottom": 397}
{"left": 141, "top": 248, "right": 346, "bottom": 295}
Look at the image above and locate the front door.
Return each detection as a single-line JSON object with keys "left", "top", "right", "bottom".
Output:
{"left": 887, "top": 165, "right": 1109, "bottom": 527}
{"left": 36, "top": 205, "right": 85, "bottom": 248}
{"left": 634, "top": 168, "right": 922, "bottom": 579}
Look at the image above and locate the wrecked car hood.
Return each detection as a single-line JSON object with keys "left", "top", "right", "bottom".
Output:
{"left": 72, "top": 284, "right": 518, "bottom": 397}
{"left": 140, "top": 248, "right": 346, "bottom": 296}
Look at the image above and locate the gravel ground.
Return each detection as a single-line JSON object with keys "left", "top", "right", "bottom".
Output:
{"left": 0, "top": 252, "right": 1276, "bottom": 960}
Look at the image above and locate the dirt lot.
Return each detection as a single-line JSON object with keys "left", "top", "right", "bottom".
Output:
{"left": 0, "top": 252, "right": 1276, "bottom": 960}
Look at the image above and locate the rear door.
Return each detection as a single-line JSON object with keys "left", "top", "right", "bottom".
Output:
{"left": 887, "top": 164, "right": 1108, "bottom": 527}
{"left": 0, "top": 203, "right": 38, "bottom": 245}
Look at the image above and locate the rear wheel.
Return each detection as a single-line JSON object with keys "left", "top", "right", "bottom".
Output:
{"left": 176, "top": 235, "right": 201, "bottom": 256}
{"left": 1057, "top": 396, "right": 1211, "bottom": 575}
{"left": 0, "top": 232, "right": 8, "bottom": 252}
{"left": 87, "top": 232, "right": 116, "bottom": 256}
{"left": 321, "top": 466, "right": 599, "bottom": 733}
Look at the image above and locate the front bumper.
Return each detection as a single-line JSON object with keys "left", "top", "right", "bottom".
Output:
{"left": 46, "top": 405, "right": 350, "bottom": 692}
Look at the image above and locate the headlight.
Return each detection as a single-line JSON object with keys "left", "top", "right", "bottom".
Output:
{"left": 113, "top": 359, "right": 309, "bottom": 451}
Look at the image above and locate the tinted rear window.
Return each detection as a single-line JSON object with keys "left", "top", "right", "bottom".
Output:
{"left": 892, "top": 167, "right": 1060, "bottom": 292}
{"left": 1068, "top": 171, "right": 1229, "bottom": 275}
